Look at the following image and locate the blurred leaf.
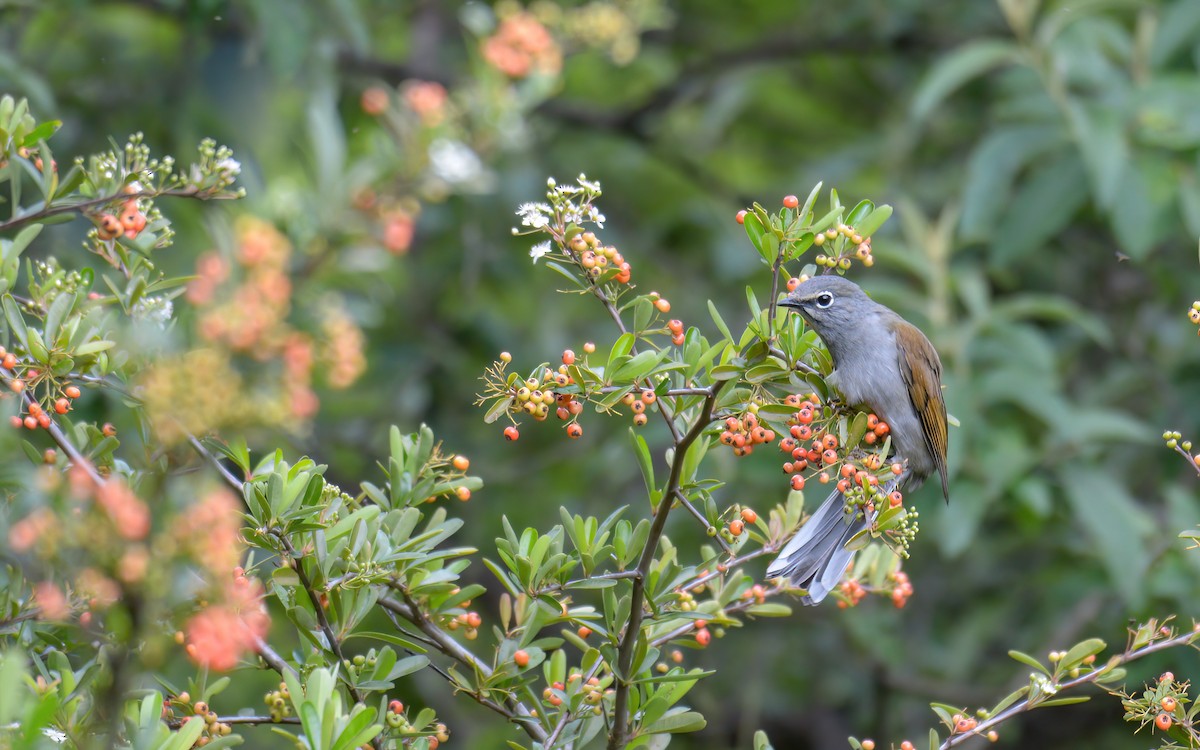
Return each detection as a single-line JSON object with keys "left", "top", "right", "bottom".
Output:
{"left": 992, "top": 153, "right": 1089, "bottom": 265}
{"left": 911, "top": 39, "right": 1023, "bottom": 122}
{"left": 1063, "top": 472, "right": 1150, "bottom": 604}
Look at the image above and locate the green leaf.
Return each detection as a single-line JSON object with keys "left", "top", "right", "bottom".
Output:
{"left": 2, "top": 294, "right": 27, "bottom": 348}
{"left": 911, "top": 40, "right": 1023, "bottom": 123}
{"left": 19, "top": 119, "right": 59, "bottom": 147}
{"left": 1059, "top": 638, "right": 1105, "bottom": 672}
{"left": 1063, "top": 472, "right": 1150, "bottom": 605}
{"left": 707, "top": 301, "right": 733, "bottom": 343}
{"left": 960, "top": 125, "right": 1064, "bottom": 240}
{"left": 855, "top": 204, "right": 892, "bottom": 237}
{"left": 630, "top": 429, "right": 655, "bottom": 503}
{"left": 1007, "top": 650, "right": 1048, "bottom": 675}
{"left": 1037, "top": 696, "right": 1091, "bottom": 708}
{"left": 992, "top": 153, "right": 1089, "bottom": 265}
{"left": 642, "top": 710, "right": 706, "bottom": 734}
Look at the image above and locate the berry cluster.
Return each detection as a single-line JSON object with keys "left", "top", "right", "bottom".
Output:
{"left": 384, "top": 699, "right": 450, "bottom": 747}
{"left": 717, "top": 411, "right": 777, "bottom": 457}
{"left": 1189, "top": 301, "right": 1200, "bottom": 332}
{"left": 92, "top": 187, "right": 149, "bottom": 241}
{"left": 2, "top": 346, "right": 83, "bottom": 431}
{"left": 445, "top": 609, "right": 484, "bottom": 640}
{"left": 163, "top": 697, "right": 234, "bottom": 747}
{"left": 262, "top": 682, "right": 293, "bottom": 722}
{"left": 620, "top": 386, "right": 658, "bottom": 427}
{"left": 568, "top": 231, "right": 633, "bottom": 285}
{"left": 542, "top": 674, "right": 607, "bottom": 715}
{"left": 812, "top": 221, "right": 875, "bottom": 271}
{"left": 1120, "top": 670, "right": 1192, "bottom": 736}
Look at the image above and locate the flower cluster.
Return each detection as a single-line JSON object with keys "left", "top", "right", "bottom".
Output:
{"left": 183, "top": 567, "right": 271, "bottom": 671}
{"left": 482, "top": 7, "right": 562, "bottom": 78}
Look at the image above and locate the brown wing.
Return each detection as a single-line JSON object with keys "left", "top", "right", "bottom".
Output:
{"left": 896, "top": 323, "right": 949, "bottom": 501}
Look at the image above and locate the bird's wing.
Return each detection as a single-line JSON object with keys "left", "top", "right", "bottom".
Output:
{"left": 896, "top": 325, "right": 949, "bottom": 500}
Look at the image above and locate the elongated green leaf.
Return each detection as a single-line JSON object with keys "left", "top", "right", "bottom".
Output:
{"left": 1008, "top": 650, "right": 1048, "bottom": 675}
{"left": 911, "top": 40, "right": 1023, "bottom": 122}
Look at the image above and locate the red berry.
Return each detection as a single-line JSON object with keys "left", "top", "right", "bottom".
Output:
{"left": 695, "top": 628, "right": 711, "bottom": 646}
{"left": 566, "top": 423, "right": 583, "bottom": 439}
{"left": 503, "top": 425, "right": 520, "bottom": 441}
{"left": 65, "top": 385, "right": 81, "bottom": 399}
{"left": 740, "top": 508, "right": 757, "bottom": 524}
{"left": 388, "top": 700, "right": 403, "bottom": 714}
{"left": 513, "top": 650, "right": 530, "bottom": 667}
{"left": 1161, "top": 672, "right": 1175, "bottom": 683}
{"left": 1156, "top": 712, "right": 1173, "bottom": 731}
{"left": 654, "top": 298, "right": 671, "bottom": 314}
{"left": 786, "top": 277, "right": 800, "bottom": 292}
{"left": 577, "top": 626, "right": 592, "bottom": 639}
{"left": 54, "top": 398, "right": 70, "bottom": 414}
{"left": 735, "top": 210, "right": 747, "bottom": 224}
{"left": 455, "top": 486, "right": 471, "bottom": 501}
{"left": 1162, "top": 696, "right": 1177, "bottom": 712}
{"left": 782, "top": 195, "right": 799, "bottom": 209}
{"left": 728, "top": 519, "right": 744, "bottom": 536}
{"left": 790, "top": 475, "right": 805, "bottom": 491}
{"left": 562, "top": 349, "right": 575, "bottom": 365}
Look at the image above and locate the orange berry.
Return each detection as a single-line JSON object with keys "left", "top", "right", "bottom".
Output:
{"left": 633, "top": 413, "right": 648, "bottom": 426}
{"left": 466, "top": 612, "right": 482, "bottom": 628}
{"left": 1156, "top": 712, "right": 1172, "bottom": 731}
{"left": 388, "top": 699, "right": 403, "bottom": 714}
{"left": 36, "top": 413, "right": 50, "bottom": 429}
{"left": 452, "top": 455, "right": 470, "bottom": 471}
{"left": 901, "top": 743, "right": 914, "bottom": 750}
{"left": 782, "top": 195, "right": 799, "bottom": 208}
{"left": 1162, "top": 696, "right": 1177, "bottom": 712}
{"left": 654, "top": 298, "right": 671, "bottom": 314}
{"left": 8, "top": 415, "right": 21, "bottom": 429}
{"left": 1, "top": 353, "right": 15, "bottom": 369}
{"left": 822, "top": 434, "right": 838, "bottom": 450}
{"left": 1161, "top": 672, "right": 1175, "bottom": 683}
{"left": 641, "top": 390, "right": 656, "bottom": 405}
{"left": 667, "top": 319, "right": 683, "bottom": 334}
{"left": 577, "top": 626, "right": 592, "bottom": 639}
{"left": 583, "top": 342, "right": 595, "bottom": 354}
{"left": 740, "top": 508, "right": 757, "bottom": 524}
{"left": 562, "top": 349, "right": 575, "bottom": 365}
{"left": 874, "top": 422, "right": 890, "bottom": 437}
{"left": 822, "top": 449, "right": 837, "bottom": 464}
{"left": 54, "top": 398, "right": 70, "bottom": 414}
{"left": 728, "top": 519, "right": 744, "bottom": 536}
{"left": 65, "top": 385, "right": 81, "bottom": 399}
{"left": 503, "top": 425, "right": 520, "bottom": 441}
{"left": 9, "top": 379, "right": 24, "bottom": 393}
{"left": 955, "top": 718, "right": 972, "bottom": 734}
{"left": 888, "top": 491, "right": 903, "bottom": 508}
{"left": 455, "top": 486, "right": 471, "bottom": 501}
{"left": 671, "top": 333, "right": 685, "bottom": 346}
{"left": 695, "top": 628, "right": 711, "bottom": 646}
{"left": 96, "top": 214, "right": 122, "bottom": 240}
{"left": 891, "top": 462, "right": 903, "bottom": 475}
{"left": 786, "top": 277, "right": 800, "bottom": 292}
{"left": 861, "top": 742, "right": 875, "bottom": 750}
{"left": 513, "top": 650, "right": 530, "bottom": 668}
{"left": 27, "top": 402, "right": 40, "bottom": 417}
{"left": 566, "top": 423, "right": 583, "bottom": 439}
{"left": 736, "top": 210, "right": 747, "bottom": 224}
{"left": 987, "top": 731, "right": 998, "bottom": 743}
{"left": 23, "top": 416, "right": 37, "bottom": 430}
{"left": 836, "top": 479, "right": 850, "bottom": 493}
{"left": 102, "top": 422, "right": 117, "bottom": 437}
{"left": 790, "top": 475, "right": 805, "bottom": 491}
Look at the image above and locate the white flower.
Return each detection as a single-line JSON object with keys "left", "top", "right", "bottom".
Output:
{"left": 587, "top": 205, "right": 606, "bottom": 228}
{"left": 215, "top": 157, "right": 241, "bottom": 178}
{"left": 577, "top": 173, "right": 601, "bottom": 192}
{"left": 132, "top": 296, "right": 174, "bottom": 328}
{"left": 43, "top": 728, "right": 67, "bottom": 744}
{"left": 428, "top": 139, "right": 483, "bottom": 185}
{"left": 516, "top": 202, "right": 552, "bottom": 229}
{"left": 530, "top": 241, "right": 552, "bottom": 263}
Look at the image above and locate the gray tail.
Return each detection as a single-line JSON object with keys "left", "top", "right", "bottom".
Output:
{"left": 765, "top": 487, "right": 867, "bottom": 606}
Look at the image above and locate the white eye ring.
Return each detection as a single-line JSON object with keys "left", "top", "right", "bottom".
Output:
{"left": 815, "top": 292, "right": 834, "bottom": 309}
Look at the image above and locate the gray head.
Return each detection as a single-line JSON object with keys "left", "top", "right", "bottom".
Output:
{"left": 780, "top": 275, "right": 878, "bottom": 335}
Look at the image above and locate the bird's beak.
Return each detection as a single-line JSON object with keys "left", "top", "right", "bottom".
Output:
{"left": 778, "top": 296, "right": 803, "bottom": 311}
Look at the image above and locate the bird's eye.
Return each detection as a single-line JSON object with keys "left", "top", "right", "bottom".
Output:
{"left": 815, "top": 292, "right": 834, "bottom": 309}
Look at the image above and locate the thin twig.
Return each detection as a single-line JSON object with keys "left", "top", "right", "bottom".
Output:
{"left": 672, "top": 489, "right": 732, "bottom": 556}
{"left": 186, "top": 433, "right": 245, "bottom": 491}
{"left": 0, "top": 186, "right": 236, "bottom": 234}
{"left": 940, "top": 627, "right": 1200, "bottom": 748}
{"left": 0, "top": 365, "right": 106, "bottom": 485}
{"left": 253, "top": 635, "right": 298, "bottom": 679}
{"left": 378, "top": 592, "right": 550, "bottom": 744}
{"left": 271, "top": 532, "right": 366, "bottom": 708}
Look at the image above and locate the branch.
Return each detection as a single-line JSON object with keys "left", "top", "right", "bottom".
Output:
{"left": 0, "top": 186, "right": 236, "bottom": 234}
{"left": 253, "top": 635, "right": 298, "bottom": 679}
{"left": 940, "top": 626, "right": 1200, "bottom": 749}
{"left": 271, "top": 532, "right": 367, "bottom": 709}
{"left": 607, "top": 380, "right": 729, "bottom": 750}
{"left": 186, "top": 433, "right": 246, "bottom": 492}
{"left": 378, "top": 591, "right": 549, "bottom": 744}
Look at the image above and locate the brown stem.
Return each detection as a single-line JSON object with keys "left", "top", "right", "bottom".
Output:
{"left": 378, "top": 591, "right": 549, "bottom": 743}
{"left": 0, "top": 186, "right": 237, "bottom": 234}
{"left": 606, "top": 381, "right": 728, "bottom": 750}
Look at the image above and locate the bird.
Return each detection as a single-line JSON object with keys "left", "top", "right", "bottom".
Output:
{"left": 766, "top": 275, "right": 948, "bottom": 605}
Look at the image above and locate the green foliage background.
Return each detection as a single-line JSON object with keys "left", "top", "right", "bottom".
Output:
{"left": 5, "top": 0, "right": 1200, "bottom": 747}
